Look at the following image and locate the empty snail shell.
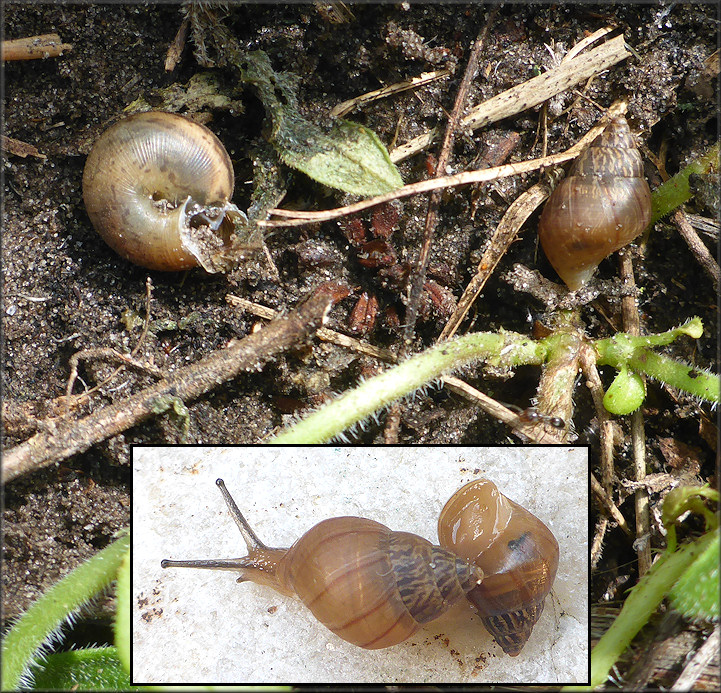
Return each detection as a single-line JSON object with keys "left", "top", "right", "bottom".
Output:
{"left": 438, "top": 479, "right": 559, "bottom": 656}
{"left": 538, "top": 115, "right": 652, "bottom": 290}
{"left": 82, "top": 111, "right": 258, "bottom": 272}
{"left": 161, "top": 478, "right": 483, "bottom": 650}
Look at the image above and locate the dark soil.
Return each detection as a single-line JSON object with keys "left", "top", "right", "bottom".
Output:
{"left": 3, "top": 2, "right": 718, "bottom": 685}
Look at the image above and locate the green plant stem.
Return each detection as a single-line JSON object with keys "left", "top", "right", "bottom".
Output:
{"left": 650, "top": 141, "right": 720, "bottom": 224}
{"left": 594, "top": 317, "right": 703, "bottom": 363}
{"left": 269, "top": 330, "right": 546, "bottom": 444}
{"left": 593, "top": 317, "right": 718, "bottom": 404}
{"left": 627, "top": 350, "right": 720, "bottom": 403}
{"left": 563, "top": 529, "right": 718, "bottom": 691}
{"left": 1, "top": 531, "right": 130, "bottom": 691}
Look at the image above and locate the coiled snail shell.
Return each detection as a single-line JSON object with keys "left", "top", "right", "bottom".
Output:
{"left": 161, "top": 479, "right": 483, "bottom": 650}
{"left": 438, "top": 479, "right": 559, "bottom": 656}
{"left": 82, "top": 111, "right": 255, "bottom": 272}
{"left": 538, "top": 115, "right": 652, "bottom": 290}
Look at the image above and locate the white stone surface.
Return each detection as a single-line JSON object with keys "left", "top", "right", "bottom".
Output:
{"left": 132, "top": 446, "right": 589, "bottom": 684}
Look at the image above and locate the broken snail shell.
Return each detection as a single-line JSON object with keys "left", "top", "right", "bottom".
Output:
{"left": 438, "top": 478, "right": 559, "bottom": 656}
{"left": 161, "top": 478, "right": 483, "bottom": 650}
{"left": 538, "top": 115, "right": 652, "bottom": 290}
{"left": 82, "top": 111, "right": 256, "bottom": 272}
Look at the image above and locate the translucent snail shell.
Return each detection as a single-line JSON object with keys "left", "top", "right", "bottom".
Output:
{"left": 438, "top": 479, "right": 559, "bottom": 656}
{"left": 161, "top": 479, "right": 483, "bottom": 650}
{"left": 538, "top": 115, "right": 652, "bottom": 290}
{"left": 82, "top": 111, "right": 254, "bottom": 272}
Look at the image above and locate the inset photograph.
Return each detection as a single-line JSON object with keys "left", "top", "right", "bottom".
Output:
{"left": 131, "top": 445, "right": 589, "bottom": 685}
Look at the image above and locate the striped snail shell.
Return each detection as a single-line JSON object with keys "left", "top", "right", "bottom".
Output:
{"left": 82, "top": 111, "right": 258, "bottom": 272}
{"left": 538, "top": 115, "right": 652, "bottom": 290}
{"left": 438, "top": 479, "right": 559, "bottom": 656}
{"left": 161, "top": 479, "right": 483, "bottom": 650}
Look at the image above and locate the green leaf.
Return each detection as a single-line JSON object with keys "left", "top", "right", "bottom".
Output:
{"left": 30, "top": 647, "right": 140, "bottom": 691}
{"left": 603, "top": 365, "right": 646, "bottom": 415}
{"left": 670, "top": 529, "right": 720, "bottom": 621}
{"left": 1, "top": 531, "right": 130, "bottom": 691}
{"left": 115, "top": 545, "right": 131, "bottom": 674}
{"left": 274, "top": 118, "right": 404, "bottom": 196}
{"left": 240, "top": 50, "right": 402, "bottom": 196}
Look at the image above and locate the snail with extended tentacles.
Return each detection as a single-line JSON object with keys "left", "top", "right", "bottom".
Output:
{"left": 161, "top": 479, "right": 484, "bottom": 649}
{"left": 83, "top": 111, "right": 259, "bottom": 272}
{"left": 161, "top": 477, "right": 559, "bottom": 655}
{"left": 539, "top": 115, "right": 652, "bottom": 290}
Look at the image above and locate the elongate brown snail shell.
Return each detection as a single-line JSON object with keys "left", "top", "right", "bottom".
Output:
{"left": 83, "top": 111, "right": 253, "bottom": 272}
{"left": 438, "top": 479, "right": 559, "bottom": 656}
{"left": 161, "top": 479, "right": 483, "bottom": 650}
{"left": 538, "top": 115, "right": 652, "bottom": 290}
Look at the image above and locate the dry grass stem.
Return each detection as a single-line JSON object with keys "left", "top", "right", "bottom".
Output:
{"left": 390, "top": 31, "right": 629, "bottom": 162}
{"left": 441, "top": 375, "right": 566, "bottom": 443}
{"left": 580, "top": 344, "right": 616, "bottom": 491}
{"left": 1, "top": 33, "right": 72, "bottom": 60}
{"left": 592, "top": 473, "right": 632, "bottom": 536}
{"left": 440, "top": 182, "right": 550, "bottom": 341}
{"left": 1, "top": 135, "right": 46, "bottom": 158}
{"left": 672, "top": 209, "right": 720, "bottom": 291}
{"left": 225, "top": 294, "right": 397, "bottom": 363}
{"left": 330, "top": 70, "right": 450, "bottom": 118}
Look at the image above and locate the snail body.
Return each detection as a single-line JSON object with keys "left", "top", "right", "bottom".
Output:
{"left": 82, "top": 111, "right": 256, "bottom": 272}
{"left": 438, "top": 479, "right": 559, "bottom": 656}
{"left": 161, "top": 479, "right": 483, "bottom": 650}
{"left": 538, "top": 115, "right": 652, "bottom": 290}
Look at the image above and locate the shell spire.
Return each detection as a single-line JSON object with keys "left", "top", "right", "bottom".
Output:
{"left": 538, "top": 115, "right": 652, "bottom": 290}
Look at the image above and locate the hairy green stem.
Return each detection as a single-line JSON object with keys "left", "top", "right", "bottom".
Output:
{"left": 594, "top": 317, "right": 703, "bottom": 364}
{"left": 563, "top": 529, "right": 718, "bottom": 691}
{"left": 627, "top": 350, "right": 719, "bottom": 403}
{"left": 650, "top": 142, "right": 720, "bottom": 224}
{"left": 269, "top": 330, "right": 546, "bottom": 444}
{"left": 1, "top": 531, "right": 130, "bottom": 691}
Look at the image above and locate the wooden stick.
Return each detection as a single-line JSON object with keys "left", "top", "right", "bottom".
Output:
{"left": 2, "top": 33, "right": 72, "bottom": 61}
{"left": 3, "top": 284, "right": 343, "bottom": 483}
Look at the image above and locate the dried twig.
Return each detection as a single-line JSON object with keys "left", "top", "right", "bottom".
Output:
{"left": 330, "top": 70, "right": 450, "bottom": 118}
{"left": 1, "top": 33, "right": 72, "bottom": 61}
{"left": 1, "top": 135, "right": 46, "bottom": 159}
{"left": 671, "top": 625, "right": 720, "bottom": 691}
{"left": 672, "top": 209, "right": 720, "bottom": 291}
{"left": 402, "top": 11, "right": 498, "bottom": 348}
{"left": 619, "top": 251, "right": 652, "bottom": 576}
{"left": 225, "top": 294, "right": 397, "bottom": 363}
{"left": 3, "top": 284, "right": 343, "bottom": 483}
{"left": 165, "top": 16, "right": 189, "bottom": 72}
{"left": 390, "top": 31, "right": 629, "bottom": 162}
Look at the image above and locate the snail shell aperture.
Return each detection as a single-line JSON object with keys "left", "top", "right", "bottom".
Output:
{"left": 438, "top": 478, "right": 559, "bottom": 656}
{"left": 82, "top": 111, "right": 257, "bottom": 272}
{"left": 161, "top": 479, "right": 483, "bottom": 650}
{"left": 538, "top": 115, "right": 652, "bottom": 290}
